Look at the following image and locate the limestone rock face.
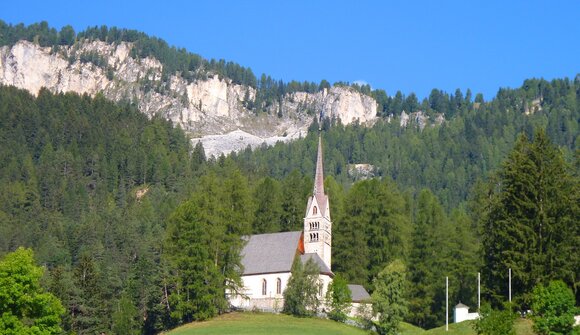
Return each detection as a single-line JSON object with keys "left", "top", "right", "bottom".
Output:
{"left": 288, "top": 87, "right": 377, "bottom": 125}
{"left": 0, "top": 40, "right": 381, "bottom": 155}
{"left": 1, "top": 40, "right": 110, "bottom": 96}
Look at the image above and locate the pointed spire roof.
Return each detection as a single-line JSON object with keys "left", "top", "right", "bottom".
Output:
{"left": 310, "top": 132, "right": 328, "bottom": 217}
{"left": 313, "top": 134, "right": 325, "bottom": 197}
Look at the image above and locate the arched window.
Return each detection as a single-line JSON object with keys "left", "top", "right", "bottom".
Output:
{"left": 319, "top": 281, "right": 324, "bottom": 297}
{"left": 313, "top": 206, "right": 318, "bottom": 215}
{"left": 276, "top": 278, "right": 282, "bottom": 294}
{"left": 262, "top": 279, "right": 267, "bottom": 296}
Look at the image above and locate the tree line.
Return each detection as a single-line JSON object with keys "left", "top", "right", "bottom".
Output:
{"left": 2, "top": 20, "right": 501, "bottom": 118}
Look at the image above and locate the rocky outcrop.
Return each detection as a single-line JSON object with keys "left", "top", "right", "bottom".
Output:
{"left": 347, "top": 163, "right": 378, "bottom": 180}
{"left": 287, "top": 87, "right": 377, "bottom": 125}
{"left": 0, "top": 40, "right": 381, "bottom": 155}
{"left": 399, "top": 110, "right": 444, "bottom": 130}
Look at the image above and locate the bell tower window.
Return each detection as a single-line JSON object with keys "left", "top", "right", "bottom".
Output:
{"left": 313, "top": 206, "right": 317, "bottom": 215}
{"left": 310, "top": 233, "right": 319, "bottom": 242}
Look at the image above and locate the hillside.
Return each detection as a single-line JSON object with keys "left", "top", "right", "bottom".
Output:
{"left": 0, "top": 20, "right": 578, "bottom": 335}
{"left": 164, "top": 312, "right": 535, "bottom": 335}
{"left": 166, "top": 313, "right": 366, "bottom": 335}
{"left": 0, "top": 21, "right": 383, "bottom": 155}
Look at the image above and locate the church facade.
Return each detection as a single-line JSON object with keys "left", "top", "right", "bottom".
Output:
{"left": 229, "top": 134, "right": 369, "bottom": 312}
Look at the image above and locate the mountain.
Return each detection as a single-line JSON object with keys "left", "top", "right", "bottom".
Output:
{"left": 0, "top": 39, "right": 377, "bottom": 156}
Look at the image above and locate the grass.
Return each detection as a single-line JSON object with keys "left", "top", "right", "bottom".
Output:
{"left": 165, "top": 312, "right": 536, "bottom": 335}
{"left": 401, "top": 318, "right": 534, "bottom": 335}
{"left": 165, "top": 312, "right": 368, "bottom": 335}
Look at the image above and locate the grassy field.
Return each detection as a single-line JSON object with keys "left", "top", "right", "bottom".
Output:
{"left": 165, "top": 312, "right": 535, "bottom": 335}
{"left": 400, "top": 318, "right": 534, "bottom": 335}
{"left": 165, "top": 312, "right": 368, "bottom": 335}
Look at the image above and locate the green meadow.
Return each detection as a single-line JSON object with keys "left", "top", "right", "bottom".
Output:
{"left": 166, "top": 312, "right": 535, "bottom": 335}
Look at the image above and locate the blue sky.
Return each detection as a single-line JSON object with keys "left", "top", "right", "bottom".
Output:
{"left": 3, "top": 0, "right": 579, "bottom": 100}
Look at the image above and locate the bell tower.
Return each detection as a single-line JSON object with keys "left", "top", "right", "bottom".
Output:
{"left": 303, "top": 133, "right": 332, "bottom": 270}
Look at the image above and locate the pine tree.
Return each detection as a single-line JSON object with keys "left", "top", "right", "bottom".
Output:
{"left": 372, "top": 259, "right": 409, "bottom": 335}
{"left": 448, "top": 208, "right": 480, "bottom": 308}
{"left": 252, "top": 177, "right": 282, "bottom": 233}
{"left": 280, "top": 170, "right": 307, "bottom": 232}
{"left": 333, "top": 181, "right": 371, "bottom": 285}
{"left": 334, "top": 179, "right": 410, "bottom": 288}
{"left": 164, "top": 171, "right": 250, "bottom": 323}
{"left": 408, "top": 189, "right": 451, "bottom": 328}
{"left": 481, "top": 129, "right": 579, "bottom": 307}
{"left": 111, "top": 294, "right": 140, "bottom": 335}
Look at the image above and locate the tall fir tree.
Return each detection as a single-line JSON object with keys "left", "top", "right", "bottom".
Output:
{"left": 372, "top": 259, "right": 409, "bottom": 335}
{"left": 408, "top": 189, "right": 452, "bottom": 328}
{"left": 164, "top": 172, "right": 248, "bottom": 322}
{"left": 481, "top": 129, "right": 579, "bottom": 307}
{"left": 252, "top": 177, "right": 282, "bottom": 233}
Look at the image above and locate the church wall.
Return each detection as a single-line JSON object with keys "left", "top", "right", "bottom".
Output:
{"left": 319, "top": 273, "right": 333, "bottom": 303}
{"left": 229, "top": 272, "right": 334, "bottom": 312}
{"left": 230, "top": 272, "right": 292, "bottom": 311}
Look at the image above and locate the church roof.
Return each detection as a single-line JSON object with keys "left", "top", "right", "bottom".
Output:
{"left": 307, "top": 134, "right": 329, "bottom": 217}
{"left": 348, "top": 284, "right": 371, "bottom": 302}
{"left": 300, "top": 253, "right": 332, "bottom": 276}
{"left": 241, "top": 231, "right": 302, "bottom": 275}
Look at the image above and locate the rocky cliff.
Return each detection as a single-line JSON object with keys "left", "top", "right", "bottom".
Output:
{"left": 0, "top": 40, "right": 379, "bottom": 155}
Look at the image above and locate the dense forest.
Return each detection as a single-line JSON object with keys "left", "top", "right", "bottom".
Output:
{"left": 0, "top": 20, "right": 578, "bottom": 334}
{"left": 231, "top": 76, "right": 578, "bottom": 211}
{"left": 0, "top": 73, "right": 578, "bottom": 333}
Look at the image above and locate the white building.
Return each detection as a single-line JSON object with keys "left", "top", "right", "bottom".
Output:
{"left": 229, "top": 133, "right": 370, "bottom": 312}
{"left": 348, "top": 284, "right": 372, "bottom": 318}
{"left": 454, "top": 303, "right": 479, "bottom": 323}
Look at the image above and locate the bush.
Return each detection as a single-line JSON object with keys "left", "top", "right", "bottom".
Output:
{"left": 282, "top": 258, "right": 321, "bottom": 317}
{"left": 325, "top": 275, "right": 351, "bottom": 322}
{"left": 473, "top": 303, "right": 517, "bottom": 335}
{"left": 531, "top": 280, "right": 577, "bottom": 335}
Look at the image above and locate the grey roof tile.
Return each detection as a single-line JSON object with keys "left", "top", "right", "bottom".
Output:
{"left": 300, "top": 253, "right": 332, "bottom": 275}
{"left": 348, "top": 284, "right": 371, "bottom": 302}
{"left": 241, "top": 231, "right": 302, "bottom": 275}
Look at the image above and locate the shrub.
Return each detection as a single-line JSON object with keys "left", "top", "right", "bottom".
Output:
{"left": 473, "top": 303, "right": 517, "bottom": 335}
{"left": 531, "top": 280, "right": 577, "bottom": 335}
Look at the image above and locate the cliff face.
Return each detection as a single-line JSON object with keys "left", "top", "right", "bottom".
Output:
{"left": 0, "top": 40, "right": 379, "bottom": 155}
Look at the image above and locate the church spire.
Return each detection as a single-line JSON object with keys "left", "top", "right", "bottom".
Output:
{"left": 303, "top": 129, "right": 332, "bottom": 270}
{"left": 313, "top": 133, "right": 325, "bottom": 198}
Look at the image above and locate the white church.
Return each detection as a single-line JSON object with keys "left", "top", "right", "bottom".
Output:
{"left": 229, "top": 133, "right": 370, "bottom": 312}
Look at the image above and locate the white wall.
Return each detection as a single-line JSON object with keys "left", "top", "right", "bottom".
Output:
{"left": 229, "top": 272, "right": 333, "bottom": 312}
{"left": 454, "top": 307, "right": 479, "bottom": 323}
{"left": 230, "top": 272, "right": 292, "bottom": 310}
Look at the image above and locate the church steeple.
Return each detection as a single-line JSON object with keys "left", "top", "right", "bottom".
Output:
{"left": 313, "top": 133, "right": 325, "bottom": 208}
{"left": 303, "top": 131, "right": 332, "bottom": 270}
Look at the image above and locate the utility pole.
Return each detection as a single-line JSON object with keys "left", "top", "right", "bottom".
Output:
{"left": 508, "top": 268, "right": 512, "bottom": 303}
{"left": 478, "top": 272, "right": 481, "bottom": 310}
{"left": 446, "top": 276, "right": 449, "bottom": 331}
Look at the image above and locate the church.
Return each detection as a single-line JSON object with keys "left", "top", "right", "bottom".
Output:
{"left": 229, "top": 133, "right": 370, "bottom": 312}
